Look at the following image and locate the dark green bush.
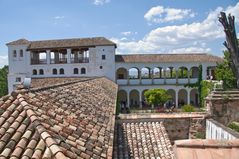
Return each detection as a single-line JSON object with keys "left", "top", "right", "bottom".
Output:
{"left": 228, "top": 122, "right": 239, "bottom": 132}
{"left": 182, "top": 105, "right": 195, "bottom": 112}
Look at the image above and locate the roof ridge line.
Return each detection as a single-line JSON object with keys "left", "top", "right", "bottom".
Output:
{"left": 30, "top": 77, "right": 98, "bottom": 93}
{"left": 17, "top": 94, "right": 68, "bottom": 159}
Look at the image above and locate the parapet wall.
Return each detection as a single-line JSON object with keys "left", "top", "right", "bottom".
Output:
{"left": 206, "top": 90, "right": 239, "bottom": 125}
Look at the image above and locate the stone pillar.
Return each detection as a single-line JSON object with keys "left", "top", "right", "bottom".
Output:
{"left": 151, "top": 69, "right": 154, "bottom": 84}
{"left": 188, "top": 69, "right": 190, "bottom": 84}
{"left": 46, "top": 50, "right": 50, "bottom": 65}
{"left": 176, "top": 70, "right": 178, "bottom": 84}
{"left": 127, "top": 91, "right": 130, "bottom": 108}
{"left": 139, "top": 91, "right": 142, "bottom": 108}
{"left": 139, "top": 70, "right": 142, "bottom": 84}
{"left": 164, "top": 68, "right": 166, "bottom": 84}
{"left": 175, "top": 90, "right": 178, "bottom": 108}
{"left": 67, "top": 49, "right": 71, "bottom": 64}
{"left": 187, "top": 90, "right": 190, "bottom": 105}
{"left": 55, "top": 52, "right": 59, "bottom": 64}
{"left": 127, "top": 70, "right": 130, "bottom": 85}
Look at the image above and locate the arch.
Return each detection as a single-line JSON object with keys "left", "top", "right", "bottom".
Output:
{"left": 129, "top": 68, "right": 139, "bottom": 79}
{"left": 153, "top": 67, "right": 163, "bottom": 79}
{"left": 190, "top": 89, "right": 199, "bottom": 106}
{"left": 165, "top": 67, "right": 176, "bottom": 79}
{"left": 129, "top": 89, "right": 140, "bottom": 107}
{"left": 74, "top": 68, "right": 79, "bottom": 74}
{"left": 32, "top": 69, "right": 37, "bottom": 75}
{"left": 190, "top": 67, "right": 199, "bottom": 78}
{"left": 167, "top": 89, "right": 176, "bottom": 104}
{"left": 39, "top": 69, "right": 44, "bottom": 75}
{"left": 52, "top": 68, "right": 57, "bottom": 75}
{"left": 116, "top": 67, "right": 127, "bottom": 79}
{"left": 178, "top": 89, "right": 187, "bottom": 107}
{"left": 60, "top": 68, "right": 64, "bottom": 74}
{"left": 118, "top": 90, "right": 127, "bottom": 106}
{"left": 141, "top": 89, "right": 149, "bottom": 108}
{"left": 81, "top": 68, "right": 86, "bottom": 74}
{"left": 141, "top": 67, "right": 150, "bottom": 79}
{"left": 178, "top": 67, "right": 188, "bottom": 78}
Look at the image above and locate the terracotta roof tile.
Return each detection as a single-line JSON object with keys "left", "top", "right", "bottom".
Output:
{"left": 0, "top": 77, "right": 117, "bottom": 158}
{"left": 116, "top": 53, "right": 223, "bottom": 63}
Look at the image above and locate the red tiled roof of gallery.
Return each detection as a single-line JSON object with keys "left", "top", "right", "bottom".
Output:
{"left": 0, "top": 77, "right": 118, "bottom": 159}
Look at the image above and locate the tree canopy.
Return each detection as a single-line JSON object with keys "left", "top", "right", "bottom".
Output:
{"left": 144, "top": 89, "right": 171, "bottom": 107}
{"left": 215, "top": 51, "right": 237, "bottom": 89}
{"left": 0, "top": 65, "right": 8, "bottom": 97}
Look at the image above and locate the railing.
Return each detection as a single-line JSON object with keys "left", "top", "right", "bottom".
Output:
{"left": 71, "top": 57, "right": 89, "bottom": 63}
{"left": 50, "top": 58, "right": 67, "bottom": 64}
{"left": 117, "top": 79, "right": 128, "bottom": 85}
{"left": 31, "top": 59, "right": 47, "bottom": 65}
{"left": 206, "top": 119, "right": 239, "bottom": 140}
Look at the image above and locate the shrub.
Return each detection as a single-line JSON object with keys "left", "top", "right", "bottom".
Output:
{"left": 228, "top": 122, "right": 239, "bottom": 132}
{"left": 182, "top": 105, "right": 195, "bottom": 112}
{"left": 195, "top": 132, "right": 205, "bottom": 139}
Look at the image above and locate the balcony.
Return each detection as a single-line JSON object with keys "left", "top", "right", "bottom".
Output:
{"left": 141, "top": 79, "right": 152, "bottom": 85}
{"left": 31, "top": 59, "right": 47, "bottom": 65}
{"left": 166, "top": 79, "right": 176, "bottom": 84}
{"left": 129, "top": 79, "right": 140, "bottom": 85}
{"left": 71, "top": 57, "right": 89, "bottom": 63}
{"left": 153, "top": 79, "right": 164, "bottom": 84}
{"left": 178, "top": 79, "right": 188, "bottom": 84}
{"left": 117, "top": 79, "right": 128, "bottom": 85}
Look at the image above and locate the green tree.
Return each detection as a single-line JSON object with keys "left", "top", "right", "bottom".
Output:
{"left": 0, "top": 65, "right": 8, "bottom": 97}
{"left": 215, "top": 51, "right": 237, "bottom": 89}
{"left": 144, "top": 89, "right": 171, "bottom": 107}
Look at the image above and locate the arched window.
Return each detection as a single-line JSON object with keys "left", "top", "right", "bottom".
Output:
{"left": 60, "top": 68, "right": 64, "bottom": 74}
{"left": 74, "top": 68, "right": 79, "bottom": 74}
{"left": 81, "top": 68, "right": 86, "bottom": 74}
{"left": 20, "top": 50, "right": 23, "bottom": 57}
{"left": 53, "top": 68, "right": 57, "bottom": 75}
{"left": 33, "top": 69, "right": 37, "bottom": 75}
{"left": 39, "top": 69, "right": 44, "bottom": 75}
{"left": 13, "top": 50, "right": 17, "bottom": 58}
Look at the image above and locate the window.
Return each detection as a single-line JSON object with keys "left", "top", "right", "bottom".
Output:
{"left": 81, "top": 68, "right": 86, "bottom": 74}
{"left": 74, "top": 68, "right": 79, "bottom": 74}
{"left": 102, "top": 55, "right": 106, "bottom": 60}
{"left": 118, "top": 74, "right": 124, "bottom": 79}
{"left": 20, "top": 50, "right": 23, "bottom": 57}
{"left": 16, "top": 77, "right": 21, "bottom": 82}
{"left": 13, "top": 50, "right": 17, "bottom": 58}
{"left": 100, "top": 66, "right": 103, "bottom": 69}
{"left": 60, "top": 68, "right": 64, "bottom": 74}
{"left": 33, "top": 69, "right": 37, "bottom": 75}
{"left": 53, "top": 68, "right": 57, "bottom": 75}
{"left": 39, "top": 69, "right": 44, "bottom": 75}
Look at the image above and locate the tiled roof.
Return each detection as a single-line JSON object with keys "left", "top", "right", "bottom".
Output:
{"left": 173, "top": 139, "right": 239, "bottom": 159}
{"left": 115, "top": 53, "right": 223, "bottom": 63}
{"left": 0, "top": 77, "right": 117, "bottom": 158}
{"left": 7, "top": 37, "right": 117, "bottom": 50}
{"left": 6, "top": 39, "right": 30, "bottom": 45}
{"left": 114, "top": 121, "right": 174, "bottom": 159}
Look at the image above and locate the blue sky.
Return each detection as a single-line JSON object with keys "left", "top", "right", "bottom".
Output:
{"left": 0, "top": 0, "right": 239, "bottom": 67}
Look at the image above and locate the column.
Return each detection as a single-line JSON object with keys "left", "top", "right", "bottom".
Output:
{"left": 151, "top": 69, "right": 154, "bottom": 85}
{"left": 67, "top": 49, "right": 71, "bottom": 64}
{"left": 187, "top": 90, "right": 190, "bottom": 105}
{"left": 139, "top": 91, "right": 142, "bottom": 108}
{"left": 175, "top": 90, "right": 178, "bottom": 108}
{"left": 46, "top": 50, "right": 50, "bottom": 65}
{"left": 55, "top": 52, "right": 59, "bottom": 64}
{"left": 188, "top": 69, "right": 190, "bottom": 84}
{"left": 127, "top": 91, "right": 130, "bottom": 108}
{"left": 139, "top": 70, "right": 142, "bottom": 84}
{"left": 176, "top": 69, "right": 178, "bottom": 84}
{"left": 164, "top": 68, "right": 166, "bottom": 84}
{"left": 127, "top": 70, "right": 130, "bottom": 85}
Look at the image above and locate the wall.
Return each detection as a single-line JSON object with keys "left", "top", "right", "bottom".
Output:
{"left": 206, "top": 119, "right": 239, "bottom": 140}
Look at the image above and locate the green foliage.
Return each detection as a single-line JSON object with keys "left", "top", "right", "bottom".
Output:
{"left": 0, "top": 65, "right": 8, "bottom": 97}
{"left": 178, "top": 68, "right": 188, "bottom": 78}
{"left": 215, "top": 51, "right": 237, "bottom": 89}
{"left": 181, "top": 104, "right": 195, "bottom": 112}
{"left": 144, "top": 89, "right": 171, "bottom": 107}
{"left": 195, "top": 132, "right": 205, "bottom": 139}
{"left": 201, "top": 80, "right": 214, "bottom": 107}
{"left": 116, "top": 100, "right": 121, "bottom": 115}
{"left": 228, "top": 122, "right": 239, "bottom": 132}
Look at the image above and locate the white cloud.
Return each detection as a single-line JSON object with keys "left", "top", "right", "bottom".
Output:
{"left": 144, "top": 6, "right": 195, "bottom": 23}
{"left": 53, "top": 16, "right": 65, "bottom": 20}
{"left": 113, "top": 2, "right": 239, "bottom": 54}
{"left": 93, "top": 0, "right": 110, "bottom": 5}
{"left": 121, "top": 31, "right": 138, "bottom": 36}
{"left": 0, "top": 55, "right": 8, "bottom": 68}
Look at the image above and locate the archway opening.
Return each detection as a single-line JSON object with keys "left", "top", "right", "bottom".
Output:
{"left": 190, "top": 89, "right": 199, "bottom": 106}
{"left": 129, "top": 68, "right": 139, "bottom": 79}
{"left": 116, "top": 68, "right": 127, "bottom": 79}
{"left": 129, "top": 89, "right": 140, "bottom": 107}
{"left": 178, "top": 89, "right": 187, "bottom": 107}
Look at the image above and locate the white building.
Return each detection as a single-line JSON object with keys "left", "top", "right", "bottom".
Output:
{"left": 7, "top": 37, "right": 222, "bottom": 108}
